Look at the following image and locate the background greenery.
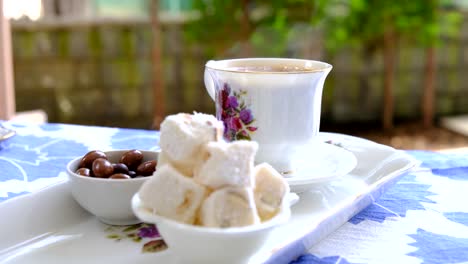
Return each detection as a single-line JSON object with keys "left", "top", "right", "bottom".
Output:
{"left": 10, "top": 0, "right": 468, "bottom": 129}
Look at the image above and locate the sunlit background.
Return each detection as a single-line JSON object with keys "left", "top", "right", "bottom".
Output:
{"left": 2, "top": 0, "right": 468, "bottom": 150}
{"left": 3, "top": 0, "right": 42, "bottom": 20}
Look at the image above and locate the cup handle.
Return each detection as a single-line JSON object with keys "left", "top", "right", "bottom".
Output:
{"left": 204, "top": 62, "right": 216, "bottom": 101}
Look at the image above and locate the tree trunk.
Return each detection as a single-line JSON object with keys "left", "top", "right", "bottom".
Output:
{"left": 239, "top": 0, "right": 252, "bottom": 57}
{"left": 382, "top": 29, "right": 396, "bottom": 131}
{"left": 170, "top": 24, "right": 185, "bottom": 112}
{"left": 359, "top": 45, "right": 376, "bottom": 120}
{"left": 150, "top": 0, "right": 165, "bottom": 129}
{"left": 422, "top": 46, "right": 435, "bottom": 128}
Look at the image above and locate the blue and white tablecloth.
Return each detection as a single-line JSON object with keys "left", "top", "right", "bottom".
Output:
{"left": 0, "top": 121, "right": 467, "bottom": 264}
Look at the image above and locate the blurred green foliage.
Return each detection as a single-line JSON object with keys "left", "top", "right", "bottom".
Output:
{"left": 185, "top": 0, "right": 462, "bottom": 56}
{"left": 184, "top": 0, "right": 318, "bottom": 56}
{"left": 321, "top": 0, "right": 462, "bottom": 53}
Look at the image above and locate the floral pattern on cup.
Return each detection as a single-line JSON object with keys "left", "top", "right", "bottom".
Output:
{"left": 217, "top": 83, "right": 257, "bottom": 141}
{"left": 105, "top": 223, "right": 167, "bottom": 253}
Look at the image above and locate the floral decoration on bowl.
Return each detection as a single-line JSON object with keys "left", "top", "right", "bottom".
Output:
{"left": 324, "top": 139, "right": 344, "bottom": 148}
{"left": 105, "top": 223, "right": 167, "bottom": 253}
{"left": 217, "top": 83, "right": 257, "bottom": 141}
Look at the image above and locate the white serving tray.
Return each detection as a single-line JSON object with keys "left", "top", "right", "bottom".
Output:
{"left": 0, "top": 133, "right": 419, "bottom": 264}
{"left": 0, "top": 126, "right": 15, "bottom": 142}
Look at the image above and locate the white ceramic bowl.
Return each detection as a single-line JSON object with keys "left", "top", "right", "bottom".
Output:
{"left": 132, "top": 192, "right": 291, "bottom": 264}
{"left": 66, "top": 150, "right": 159, "bottom": 226}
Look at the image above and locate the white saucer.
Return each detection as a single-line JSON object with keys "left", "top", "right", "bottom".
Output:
{"left": 284, "top": 142, "right": 357, "bottom": 193}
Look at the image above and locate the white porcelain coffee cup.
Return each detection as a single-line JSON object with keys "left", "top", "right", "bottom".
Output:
{"left": 204, "top": 58, "right": 332, "bottom": 173}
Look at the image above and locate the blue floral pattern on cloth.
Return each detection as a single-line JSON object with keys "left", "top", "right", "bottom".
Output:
{"left": 444, "top": 212, "right": 468, "bottom": 226}
{"left": 349, "top": 174, "right": 436, "bottom": 224}
{"left": 431, "top": 167, "right": 468, "bottom": 181}
{"left": 0, "top": 121, "right": 159, "bottom": 202}
{"left": 408, "top": 229, "right": 468, "bottom": 264}
{"left": 296, "top": 152, "right": 468, "bottom": 264}
{"left": 290, "top": 254, "right": 358, "bottom": 264}
{"left": 110, "top": 128, "right": 160, "bottom": 150}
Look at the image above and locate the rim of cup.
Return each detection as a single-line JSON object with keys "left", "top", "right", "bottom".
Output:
{"left": 205, "top": 57, "right": 332, "bottom": 74}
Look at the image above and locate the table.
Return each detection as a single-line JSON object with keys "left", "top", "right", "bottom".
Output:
{"left": 1, "top": 121, "right": 467, "bottom": 264}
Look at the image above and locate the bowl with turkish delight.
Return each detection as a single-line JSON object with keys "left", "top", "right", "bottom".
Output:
{"left": 132, "top": 113, "right": 291, "bottom": 263}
